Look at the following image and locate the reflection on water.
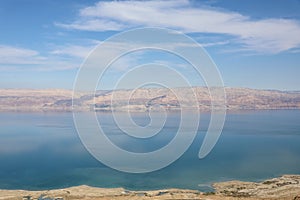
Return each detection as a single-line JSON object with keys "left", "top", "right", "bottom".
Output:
{"left": 0, "top": 110, "right": 300, "bottom": 191}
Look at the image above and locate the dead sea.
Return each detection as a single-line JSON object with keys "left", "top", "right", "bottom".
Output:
{"left": 0, "top": 111, "right": 300, "bottom": 197}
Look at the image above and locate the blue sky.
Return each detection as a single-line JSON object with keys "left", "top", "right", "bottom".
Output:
{"left": 0, "top": 0, "right": 300, "bottom": 90}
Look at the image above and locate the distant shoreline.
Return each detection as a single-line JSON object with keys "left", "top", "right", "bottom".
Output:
{"left": 0, "top": 175, "right": 299, "bottom": 200}
{"left": 0, "top": 108, "right": 300, "bottom": 113}
{"left": 1, "top": 87, "right": 300, "bottom": 112}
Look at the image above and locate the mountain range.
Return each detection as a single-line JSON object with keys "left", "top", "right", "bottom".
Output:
{"left": 1, "top": 87, "right": 300, "bottom": 112}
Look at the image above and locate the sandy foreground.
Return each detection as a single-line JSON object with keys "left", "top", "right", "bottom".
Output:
{"left": 0, "top": 175, "right": 299, "bottom": 200}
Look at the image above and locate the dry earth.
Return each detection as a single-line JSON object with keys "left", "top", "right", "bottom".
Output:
{"left": 0, "top": 175, "right": 299, "bottom": 200}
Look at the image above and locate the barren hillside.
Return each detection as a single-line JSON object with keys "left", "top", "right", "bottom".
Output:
{"left": 0, "top": 87, "right": 299, "bottom": 111}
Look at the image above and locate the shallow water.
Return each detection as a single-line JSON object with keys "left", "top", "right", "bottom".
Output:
{"left": 0, "top": 110, "right": 299, "bottom": 191}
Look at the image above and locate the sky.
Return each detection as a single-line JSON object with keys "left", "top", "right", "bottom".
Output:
{"left": 0, "top": 0, "right": 300, "bottom": 90}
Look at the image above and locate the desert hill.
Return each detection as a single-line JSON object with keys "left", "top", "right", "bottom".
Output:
{"left": 0, "top": 87, "right": 299, "bottom": 111}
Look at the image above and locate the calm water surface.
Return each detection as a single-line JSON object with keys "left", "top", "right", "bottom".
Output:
{"left": 0, "top": 110, "right": 300, "bottom": 191}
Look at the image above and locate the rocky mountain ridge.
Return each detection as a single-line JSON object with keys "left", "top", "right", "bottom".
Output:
{"left": 0, "top": 87, "right": 300, "bottom": 111}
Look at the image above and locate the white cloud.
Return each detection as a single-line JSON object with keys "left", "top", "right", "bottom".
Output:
{"left": 0, "top": 45, "right": 80, "bottom": 71}
{"left": 0, "top": 45, "right": 46, "bottom": 65}
{"left": 56, "top": 19, "right": 127, "bottom": 32}
{"left": 50, "top": 44, "right": 98, "bottom": 59}
{"left": 57, "top": 0, "right": 300, "bottom": 53}
{"left": 201, "top": 40, "right": 230, "bottom": 47}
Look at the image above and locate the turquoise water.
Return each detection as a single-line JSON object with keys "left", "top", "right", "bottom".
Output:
{"left": 0, "top": 110, "right": 300, "bottom": 191}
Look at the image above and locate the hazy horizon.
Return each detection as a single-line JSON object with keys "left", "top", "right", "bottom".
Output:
{"left": 1, "top": 86, "right": 300, "bottom": 92}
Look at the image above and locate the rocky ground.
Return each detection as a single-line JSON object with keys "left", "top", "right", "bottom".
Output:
{"left": 213, "top": 175, "right": 300, "bottom": 200}
{"left": 0, "top": 175, "right": 299, "bottom": 200}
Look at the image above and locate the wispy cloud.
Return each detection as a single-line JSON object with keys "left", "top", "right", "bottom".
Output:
{"left": 201, "top": 40, "right": 230, "bottom": 47}
{"left": 0, "top": 45, "right": 80, "bottom": 71}
{"left": 56, "top": 0, "right": 300, "bottom": 53}
{"left": 50, "top": 44, "right": 98, "bottom": 59}
{"left": 0, "top": 45, "right": 46, "bottom": 65}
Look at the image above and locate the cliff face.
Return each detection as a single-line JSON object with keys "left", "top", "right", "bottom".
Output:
{"left": 0, "top": 87, "right": 300, "bottom": 111}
